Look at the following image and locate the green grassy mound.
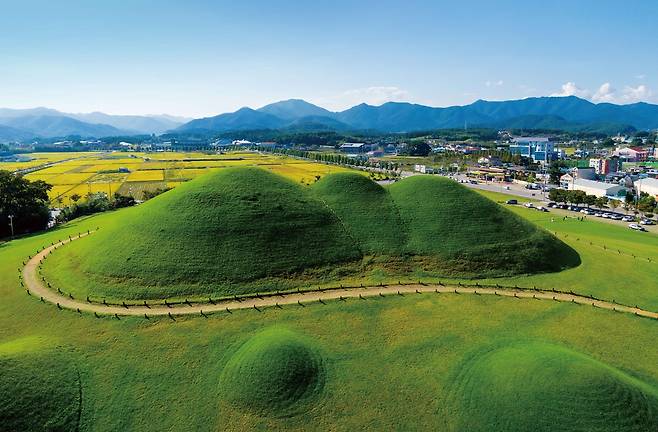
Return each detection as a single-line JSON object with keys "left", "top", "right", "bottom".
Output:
{"left": 446, "top": 342, "right": 658, "bottom": 432}
{"left": 388, "top": 176, "right": 579, "bottom": 275}
{"left": 219, "top": 327, "right": 326, "bottom": 417}
{"left": 311, "top": 172, "right": 407, "bottom": 254}
{"left": 67, "top": 167, "right": 361, "bottom": 289}
{"left": 0, "top": 348, "right": 81, "bottom": 431}
{"left": 45, "top": 170, "right": 578, "bottom": 299}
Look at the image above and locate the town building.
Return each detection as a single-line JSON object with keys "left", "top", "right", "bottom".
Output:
{"left": 559, "top": 167, "right": 596, "bottom": 189}
{"left": 509, "top": 137, "right": 557, "bottom": 163}
{"left": 564, "top": 178, "right": 626, "bottom": 199}
{"left": 613, "top": 146, "right": 650, "bottom": 162}
{"left": 340, "top": 143, "right": 367, "bottom": 154}
{"left": 634, "top": 177, "right": 658, "bottom": 199}
{"left": 589, "top": 157, "right": 622, "bottom": 175}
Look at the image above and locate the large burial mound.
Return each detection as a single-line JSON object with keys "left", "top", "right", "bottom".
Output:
{"left": 65, "top": 167, "right": 361, "bottom": 294}
{"left": 219, "top": 327, "right": 326, "bottom": 417}
{"left": 445, "top": 342, "right": 658, "bottom": 431}
{"left": 50, "top": 168, "right": 578, "bottom": 298}
{"left": 385, "top": 175, "right": 579, "bottom": 274}
{"left": 0, "top": 345, "right": 81, "bottom": 431}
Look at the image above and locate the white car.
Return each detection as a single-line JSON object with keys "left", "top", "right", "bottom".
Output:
{"left": 610, "top": 215, "right": 622, "bottom": 221}
{"left": 622, "top": 216, "right": 634, "bottom": 222}
{"left": 523, "top": 202, "right": 534, "bottom": 208}
{"left": 628, "top": 223, "right": 646, "bottom": 231}
{"left": 640, "top": 219, "right": 655, "bottom": 225}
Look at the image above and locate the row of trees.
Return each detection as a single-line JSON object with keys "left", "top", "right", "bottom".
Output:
{"left": 548, "top": 188, "right": 612, "bottom": 209}
{"left": 262, "top": 148, "right": 401, "bottom": 172}
{"left": 56, "top": 192, "right": 136, "bottom": 223}
{"left": 549, "top": 188, "right": 657, "bottom": 217}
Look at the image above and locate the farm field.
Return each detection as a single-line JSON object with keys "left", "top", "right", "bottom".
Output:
{"left": 0, "top": 151, "right": 353, "bottom": 205}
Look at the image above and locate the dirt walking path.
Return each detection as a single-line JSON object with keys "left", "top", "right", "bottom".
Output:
{"left": 20, "top": 234, "right": 658, "bottom": 320}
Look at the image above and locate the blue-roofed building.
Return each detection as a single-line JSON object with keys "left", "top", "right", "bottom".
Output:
{"left": 509, "top": 137, "right": 557, "bottom": 163}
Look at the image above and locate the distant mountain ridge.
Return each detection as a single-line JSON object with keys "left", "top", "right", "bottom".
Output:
{"left": 1, "top": 96, "right": 656, "bottom": 143}
{"left": 176, "top": 96, "right": 658, "bottom": 134}
{"left": 0, "top": 107, "right": 190, "bottom": 142}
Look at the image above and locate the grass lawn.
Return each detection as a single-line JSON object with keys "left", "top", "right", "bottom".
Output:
{"left": 1, "top": 176, "right": 658, "bottom": 430}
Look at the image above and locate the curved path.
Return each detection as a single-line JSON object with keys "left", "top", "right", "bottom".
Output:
{"left": 21, "top": 233, "right": 658, "bottom": 320}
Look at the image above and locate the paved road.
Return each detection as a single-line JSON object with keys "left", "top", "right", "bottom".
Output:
{"left": 21, "top": 234, "right": 658, "bottom": 320}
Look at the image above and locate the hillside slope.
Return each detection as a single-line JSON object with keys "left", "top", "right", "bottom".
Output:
{"left": 67, "top": 168, "right": 361, "bottom": 293}
{"left": 388, "top": 176, "right": 579, "bottom": 275}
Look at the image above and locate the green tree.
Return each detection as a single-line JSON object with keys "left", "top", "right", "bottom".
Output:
{"left": 403, "top": 141, "right": 432, "bottom": 156}
{"left": 0, "top": 170, "right": 52, "bottom": 238}
{"left": 594, "top": 196, "right": 608, "bottom": 209}
{"left": 637, "top": 194, "right": 657, "bottom": 215}
{"left": 583, "top": 194, "right": 597, "bottom": 208}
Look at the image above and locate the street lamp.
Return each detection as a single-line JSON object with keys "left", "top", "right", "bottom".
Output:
{"left": 8, "top": 214, "right": 14, "bottom": 238}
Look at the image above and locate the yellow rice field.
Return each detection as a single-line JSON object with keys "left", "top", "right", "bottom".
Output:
{"left": 2, "top": 150, "right": 357, "bottom": 205}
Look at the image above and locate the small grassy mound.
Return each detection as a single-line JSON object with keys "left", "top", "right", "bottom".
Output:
{"left": 312, "top": 172, "right": 407, "bottom": 254}
{"left": 68, "top": 167, "right": 361, "bottom": 290}
{"left": 0, "top": 347, "right": 81, "bottom": 431}
{"left": 219, "top": 327, "right": 326, "bottom": 417}
{"left": 388, "top": 176, "right": 579, "bottom": 275}
{"left": 447, "top": 342, "right": 658, "bottom": 431}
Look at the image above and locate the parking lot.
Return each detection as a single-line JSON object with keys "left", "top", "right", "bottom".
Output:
{"left": 453, "top": 175, "right": 658, "bottom": 234}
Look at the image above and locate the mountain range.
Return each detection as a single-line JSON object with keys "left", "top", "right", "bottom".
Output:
{"left": 177, "top": 96, "right": 658, "bottom": 135}
{"left": 0, "top": 107, "right": 189, "bottom": 142}
{"left": 2, "top": 96, "right": 657, "bottom": 143}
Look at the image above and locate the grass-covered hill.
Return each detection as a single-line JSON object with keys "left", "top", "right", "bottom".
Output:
{"left": 46, "top": 168, "right": 577, "bottom": 299}
{"left": 387, "top": 176, "right": 580, "bottom": 274}
{"left": 446, "top": 341, "right": 658, "bottom": 431}
{"left": 67, "top": 167, "right": 361, "bottom": 289}
{"left": 219, "top": 327, "right": 326, "bottom": 418}
{"left": 0, "top": 341, "right": 81, "bottom": 432}
{"left": 311, "top": 173, "right": 407, "bottom": 254}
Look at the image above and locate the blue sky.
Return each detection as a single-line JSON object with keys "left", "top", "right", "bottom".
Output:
{"left": 1, "top": 0, "right": 656, "bottom": 117}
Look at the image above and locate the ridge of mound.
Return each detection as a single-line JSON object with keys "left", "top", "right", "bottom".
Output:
{"left": 312, "top": 172, "right": 407, "bottom": 254}
{"left": 388, "top": 176, "right": 580, "bottom": 275}
{"left": 446, "top": 341, "right": 658, "bottom": 432}
{"left": 0, "top": 348, "right": 81, "bottom": 431}
{"left": 69, "top": 167, "right": 361, "bottom": 291}
{"left": 219, "top": 327, "right": 326, "bottom": 417}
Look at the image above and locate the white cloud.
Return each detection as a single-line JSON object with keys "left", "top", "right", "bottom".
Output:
{"left": 552, "top": 81, "right": 653, "bottom": 104}
{"left": 635, "top": 74, "right": 646, "bottom": 80}
{"left": 621, "top": 84, "right": 652, "bottom": 103}
{"left": 592, "top": 82, "right": 615, "bottom": 102}
{"left": 315, "top": 86, "right": 410, "bottom": 111}
{"left": 551, "top": 82, "right": 590, "bottom": 98}
{"left": 485, "top": 80, "right": 504, "bottom": 87}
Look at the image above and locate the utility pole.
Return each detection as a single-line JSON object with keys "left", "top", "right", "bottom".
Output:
{"left": 8, "top": 214, "right": 14, "bottom": 238}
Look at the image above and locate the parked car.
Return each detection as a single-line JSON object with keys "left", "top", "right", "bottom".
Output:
{"left": 547, "top": 202, "right": 557, "bottom": 208}
{"left": 580, "top": 209, "right": 595, "bottom": 215}
{"left": 506, "top": 199, "right": 518, "bottom": 205}
{"left": 523, "top": 202, "right": 534, "bottom": 208}
{"left": 594, "top": 212, "right": 604, "bottom": 217}
{"left": 610, "top": 215, "right": 622, "bottom": 221}
{"left": 622, "top": 216, "right": 634, "bottom": 222}
{"left": 629, "top": 223, "right": 647, "bottom": 231}
{"left": 536, "top": 206, "right": 549, "bottom": 212}
{"left": 640, "top": 219, "right": 655, "bottom": 225}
